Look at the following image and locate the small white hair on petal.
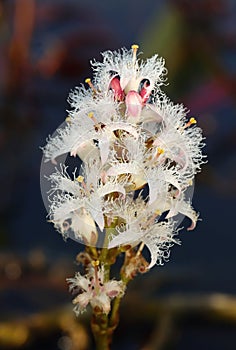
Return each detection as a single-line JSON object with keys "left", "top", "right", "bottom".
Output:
{"left": 143, "top": 220, "right": 180, "bottom": 269}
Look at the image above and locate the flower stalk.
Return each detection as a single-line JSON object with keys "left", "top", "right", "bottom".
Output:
{"left": 91, "top": 306, "right": 110, "bottom": 350}
{"left": 90, "top": 245, "right": 135, "bottom": 349}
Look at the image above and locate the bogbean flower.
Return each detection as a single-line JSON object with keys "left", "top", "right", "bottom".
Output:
{"left": 67, "top": 262, "right": 125, "bottom": 315}
{"left": 43, "top": 44, "right": 205, "bottom": 269}
{"left": 48, "top": 163, "right": 128, "bottom": 245}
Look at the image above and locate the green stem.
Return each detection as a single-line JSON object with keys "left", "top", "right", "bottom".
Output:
{"left": 94, "top": 332, "right": 110, "bottom": 350}
{"left": 109, "top": 296, "right": 122, "bottom": 329}
{"left": 91, "top": 313, "right": 110, "bottom": 350}
{"left": 90, "top": 233, "right": 132, "bottom": 349}
{"left": 88, "top": 245, "right": 98, "bottom": 259}
{"left": 90, "top": 231, "right": 111, "bottom": 349}
{"left": 99, "top": 229, "right": 111, "bottom": 281}
{"left": 92, "top": 299, "right": 122, "bottom": 350}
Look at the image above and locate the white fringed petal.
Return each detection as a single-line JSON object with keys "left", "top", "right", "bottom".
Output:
{"left": 143, "top": 221, "right": 180, "bottom": 269}
{"left": 108, "top": 222, "right": 143, "bottom": 249}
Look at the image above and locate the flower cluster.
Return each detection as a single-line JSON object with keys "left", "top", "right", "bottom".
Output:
{"left": 67, "top": 261, "right": 125, "bottom": 315}
{"left": 43, "top": 45, "right": 205, "bottom": 272}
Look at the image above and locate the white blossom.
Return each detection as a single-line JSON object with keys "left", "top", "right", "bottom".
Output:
{"left": 67, "top": 265, "right": 125, "bottom": 315}
{"left": 43, "top": 44, "right": 205, "bottom": 268}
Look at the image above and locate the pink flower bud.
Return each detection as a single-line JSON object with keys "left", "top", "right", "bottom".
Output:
{"left": 139, "top": 79, "right": 151, "bottom": 104}
{"left": 125, "top": 90, "right": 143, "bottom": 118}
{"left": 109, "top": 76, "right": 125, "bottom": 101}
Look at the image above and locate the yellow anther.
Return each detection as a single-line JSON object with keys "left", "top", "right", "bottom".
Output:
{"left": 131, "top": 44, "right": 139, "bottom": 65}
{"left": 157, "top": 147, "right": 165, "bottom": 155}
{"left": 155, "top": 210, "right": 161, "bottom": 215}
{"left": 76, "top": 175, "right": 84, "bottom": 183}
{"left": 131, "top": 44, "right": 139, "bottom": 50}
{"left": 190, "top": 117, "right": 197, "bottom": 124}
{"left": 91, "top": 260, "right": 99, "bottom": 267}
{"left": 65, "top": 116, "right": 71, "bottom": 123}
{"left": 85, "top": 78, "right": 91, "bottom": 84}
{"left": 182, "top": 117, "right": 197, "bottom": 130}
{"left": 88, "top": 111, "right": 98, "bottom": 124}
{"left": 88, "top": 112, "right": 94, "bottom": 118}
{"left": 85, "top": 78, "right": 97, "bottom": 93}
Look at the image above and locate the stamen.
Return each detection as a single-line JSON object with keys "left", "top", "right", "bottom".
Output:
{"left": 91, "top": 260, "right": 100, "bottom": 267}
{"left": 136, "top": 242, "right": 145, "bottom": 257}
{"left": 152, "top": 147, "right": 165, "bottom": 162}
{"left": 157, "top": 147, "right": 165, "bottom": 155}
{"left": 76, "top": 175, "right": 84, "bottom": 183}
{"left": 131, "top": 44, "right": 139, "bottom": 65}
{"left": 88, "top": 112, "right": 106, "bottom": 132}
{"left": 155, "top": 209, "right": 161, "bottom": 215}
{"left": 183, "top": 117, "right": 197, "bottom": 129}
{"left": 85, "top": 78, "right": 97, "bottom": 93}
{"left": 65, "top": 116, "right": 71, "bottom": 123}
{"left": 91, "top": 260, "right": 100, "bottom": 291}
{"left": 190, "top": 117, "right": 197, "bottom": 124}
{"left": 88, "top": 111, "right": 98, "bottom": 124}
{"left": 76, "top": 176, "right": 87, "bottom": 190}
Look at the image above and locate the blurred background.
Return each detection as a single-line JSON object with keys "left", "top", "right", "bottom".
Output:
{"left": 0, "top": 0, "right": 236, "bottom": 349}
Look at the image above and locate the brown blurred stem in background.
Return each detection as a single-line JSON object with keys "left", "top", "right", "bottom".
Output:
{"left": 1, "top": 292, "right": 236, "bottom": 349}
{"left": 6, "top": 0, "right": 35, "bottom": 93}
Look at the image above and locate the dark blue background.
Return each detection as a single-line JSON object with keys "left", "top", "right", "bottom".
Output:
{"left": 0, "top": 0, "right": 236, "bottom": 349}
